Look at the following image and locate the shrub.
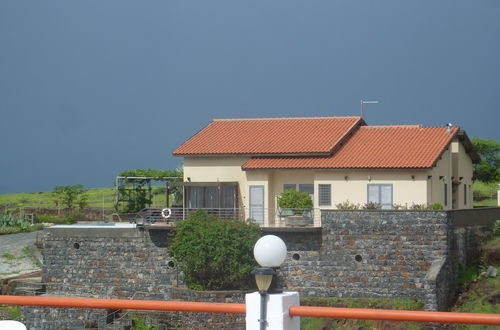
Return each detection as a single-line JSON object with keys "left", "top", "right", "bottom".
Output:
{"left": 335, "top": 200, "right": 360, "bottom": 210}
{"left": 361, "top": 202, "right": 382, "bottom": 210}
{"left": 278, "top": 190, "right": 313, "bottom": 212}
{"left": 169, "top": 210, "right": 260, "bottom": 290}
{"left": 430, "top": 203, "right": 444, "bottom": 210}
{"left": 0, "top": 213, "right": 30, "bottom": 231}
{"left": 37, "top": 213, "right": 77, "bottom": 224}
{"left": 473, "top": 181, "right": 498, "bottom": 201}
{"left": 492, "top": 220, "right": 500, "bottom": 236}
{"left": 36, "top": 214, "right": 59, "bottom": 223}
{"left": 409, "top": 203, "right": 427, "bottom": 210}
{"left": 0, "top": 226, "right": 23, "bottom": 235}
{"left": 63, "top": 213, "right": 82, "bottom": 224}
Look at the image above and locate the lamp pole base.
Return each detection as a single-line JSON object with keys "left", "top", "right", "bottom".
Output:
{"left": 245, "top": 291, "right": 300, "bottom": 330}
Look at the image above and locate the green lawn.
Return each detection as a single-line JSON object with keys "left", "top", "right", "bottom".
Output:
{"left": 0, "top": 186, "right": 168, "bottom": 211}
{"left": 0, "top": 188, "right": 116, "bottom": 210}
{"left": 473, "top": 181, "right": 499, "bottom": 207}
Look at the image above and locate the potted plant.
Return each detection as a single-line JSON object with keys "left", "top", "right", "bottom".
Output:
{"left": 277, "top": 190, "right": 313, "bottom": 226}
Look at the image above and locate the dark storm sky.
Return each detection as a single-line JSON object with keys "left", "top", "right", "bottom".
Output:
{"left": 1, "top": 0, "right": 499, "bottom": 193}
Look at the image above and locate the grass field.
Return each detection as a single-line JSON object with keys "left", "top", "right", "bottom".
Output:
{"left": 2, "top": 182, "right": 497, "bottom": 211}
{"left": 0, "top": 187, "right": 168, "bottom": 211}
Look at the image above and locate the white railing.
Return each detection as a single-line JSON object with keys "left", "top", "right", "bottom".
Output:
{"left": 162, "top": 207, "right": 321, "bottom": 228}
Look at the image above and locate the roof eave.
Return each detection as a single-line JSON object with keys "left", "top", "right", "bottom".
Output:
{"left": 175, "top": 152, "right": 332, "bottom": 157}
{"left": 242, "top": 166, "right": 432, "bottom": 171}
{"left": 456, "top": 130, "right": 481, "bottom": 164}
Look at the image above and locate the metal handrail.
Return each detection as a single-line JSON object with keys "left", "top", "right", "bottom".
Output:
{"left": 0, "top": 295, "right": 245, "bottom": 314}
{"left": 2, "top": 295, "right": 500, "bottom": 325}
{"left": 289, "top": 305, "right": 500, "bottom": 325}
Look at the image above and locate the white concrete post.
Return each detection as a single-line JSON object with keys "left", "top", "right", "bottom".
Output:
{"left": 246, "top": 291, "right": 300, "bottom": 330}
{"left": 0, "top": 321, "right": 27, "bottom": 329}
{"left": 497, "top": 184, "right": 500, "bottom": 206}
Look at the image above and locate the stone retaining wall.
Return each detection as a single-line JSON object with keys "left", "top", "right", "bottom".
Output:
{"left": 270, "top": 211, "right": 453, "bottom": 310}
{"left": 23, "top": 209, "right": 498, "bottom": 328}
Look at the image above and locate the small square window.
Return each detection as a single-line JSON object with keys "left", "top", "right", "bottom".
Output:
{"left": 318, "top": 184, "right": 331, "bottom": 206}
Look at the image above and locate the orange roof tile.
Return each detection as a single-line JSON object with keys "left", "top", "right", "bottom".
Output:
{"left": 242, "top": 126, "right": 459, "bottom": 169}
{"left": 173, "top": 117, "right": 363, "bottom": 156}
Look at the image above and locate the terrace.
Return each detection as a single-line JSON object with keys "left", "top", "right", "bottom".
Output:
{"left": 164, "top": 182, "right": 321, "bottom": 228}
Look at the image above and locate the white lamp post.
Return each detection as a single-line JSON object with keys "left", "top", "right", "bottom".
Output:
{"left": 250, "top": 235, "right": 288, "bottom": 330}
{"left": 253, "top": 234, "right": 287, "bottom": 268}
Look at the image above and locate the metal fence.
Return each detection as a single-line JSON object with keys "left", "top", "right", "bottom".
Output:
{"left": 157, "top": 207, "right": 322, "bottom": 228}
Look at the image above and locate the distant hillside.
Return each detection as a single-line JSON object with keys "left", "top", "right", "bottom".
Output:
{"left": 0, "top": 188, "right": 115, "bottom": 210}
{"left": 0, "top": 187, "right": 168, "bottom": 211}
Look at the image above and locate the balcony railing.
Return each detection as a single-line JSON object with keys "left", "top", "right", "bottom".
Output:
{"left": 156, "top": 207, "right": 321, "bottom": 228}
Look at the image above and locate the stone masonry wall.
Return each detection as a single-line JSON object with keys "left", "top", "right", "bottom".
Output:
{"left": 23, "top": 227, "right": 246, "bottom": 329}
{"left": 41, "top": 227, "right": 177, "bottom": 300}
{"left": 23, "top": 227, "right": 178, "bottom": 329}
{"left": 23, "top": 210, "right": 496, "bottom": 328}
{"left": 271, "top": 211, "right": 454, "bottom": 310}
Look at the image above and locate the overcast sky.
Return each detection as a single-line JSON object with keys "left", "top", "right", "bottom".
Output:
{"left": 1, "top": 1, "right": 499, "bottom": 194}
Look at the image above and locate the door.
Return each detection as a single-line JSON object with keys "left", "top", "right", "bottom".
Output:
{"left": 249, "top": 185, "right": 264, "bottom": 225}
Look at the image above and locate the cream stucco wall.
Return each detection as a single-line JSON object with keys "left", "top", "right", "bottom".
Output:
{"left": 182, "top": 157, "right": 250, "bottom": 211}
{"left": 452, "top": 140, "right": 474, "bottom": 209}
{"left": 181, "top": 137, "right": 474, "bottom": 220}
{"left": 427, "top": 147, "right": 452, "bottom": 209}
{"left": 183, "top": 157, "right": 249, "bottom": 183}
{"left": 314, "top": 170, "right": 429, "bottom": 208}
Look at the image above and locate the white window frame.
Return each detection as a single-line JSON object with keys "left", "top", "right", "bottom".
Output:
{"left": 367, "top": 184, "right": 393, "bottom": 209}
{"left": 318, "top": 184, "right": 331, "bottom": 207}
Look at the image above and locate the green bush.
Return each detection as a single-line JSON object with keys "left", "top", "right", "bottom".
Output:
{"left": 130, "top": 315, "right": 159, "bottom": 330}
{"left": 63, "top": 213, "right": 81, "bottom": 224}
{"left": 169, "top": 210, "right": 260, "bottom": 290}
{"left": 0, "top": 226, "right": 23, "bottom": 235}
{"left": 430, "top": 203, "right": 444, "bottom": 210}
{"left": 361, "top": 202, "right": 382, "bottom": 210}
{"left": 278, "top": 190, "right": 313, "bottom": 211}
{"left": 0, "top": 213, "right": 30, "bottom": 231}
{"left": 0, "top": 212, "right": 44, "bottom": 235}
{"left": 36, "top": 214, "right": 59, "bottom": 223}
{"left": 492, "top": 220, "right": 500, "bottom": 236}
{"left": 37, "top": 213, "right": 77, "bottom": 224}
{"left": 335, "top": 200, "right": 360, "bottom": 210}
{"left": 473, "top": 180, "right": 498, "bottom": 201}
{"left": 0, "top": 305, "right": 21, "bottom": 321}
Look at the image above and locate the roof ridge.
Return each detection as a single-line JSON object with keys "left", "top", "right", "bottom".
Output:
{"left": 362, "top": 125, "right": 422, "bottom": 129}
{"left": 213, "top": 116, "right": 361, "bottom": 122}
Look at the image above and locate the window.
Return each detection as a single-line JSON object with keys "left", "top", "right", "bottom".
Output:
{"left": 318, "top": 184, "right": 331, "bottom": 206}
{"left": 299, "top": 184, "right": 314, "bottom": 200}
{"left": 249, "top": 185, "right": 264, "bottom": 225}
{"left": 367, "top": 184, "right": 393, "bottom": 209}
{"left": 464, "top": 184, "right": 467, "bottom": 205}
{"left": 186, "top": 185, "right": 237, "bottom": 209}
{"left": 444, "top": 183, "right": 448, "bottom": 206}
{"left": 283, "top": 183, "right": 314, "bottom": 203}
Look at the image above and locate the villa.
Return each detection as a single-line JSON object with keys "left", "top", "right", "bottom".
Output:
{"left": 172, "top": 116, "right": 479, "bottom": 227}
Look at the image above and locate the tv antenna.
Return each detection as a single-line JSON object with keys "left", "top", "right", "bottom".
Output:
{"left": 360, "top": 100, "right": 379, "bottom": 118}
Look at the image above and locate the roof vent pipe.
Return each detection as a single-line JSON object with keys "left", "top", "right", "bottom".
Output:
{"left": 446, "top": 123, "right": 453, "bottom": 133}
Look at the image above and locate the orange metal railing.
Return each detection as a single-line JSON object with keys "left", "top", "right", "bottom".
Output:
{"left": 2, "top": 295, "right": 500, "bottom": 326}
{"left": 289, "top": 306, "right": 500, "bottom": 326}
{"left": 0, "top": 296, "right": 245, "bottom": 314}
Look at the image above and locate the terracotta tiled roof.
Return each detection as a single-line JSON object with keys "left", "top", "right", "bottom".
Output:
{"left": 242, "top": 126, "right": 459, "bottom": 169}
{"left": 173, "top": 117, "right": 363, "bottom": 156}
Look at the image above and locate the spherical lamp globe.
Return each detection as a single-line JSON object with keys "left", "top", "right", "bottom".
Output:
{"left": 253, "top": 235, "right": 287, "bottom": 267}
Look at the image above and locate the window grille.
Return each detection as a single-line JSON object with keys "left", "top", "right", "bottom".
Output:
{"left": 318, "top": 184, "right": 331, "bottom": 206}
